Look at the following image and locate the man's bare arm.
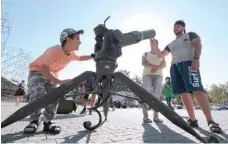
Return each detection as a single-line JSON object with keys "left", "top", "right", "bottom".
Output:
{"left": 191, "top": 38, "right": 202, "bottom": 58}
{"left": 74, "top": 55, "right": 92, "bottom": 61}
{"left": 188, "top": 32, "right": 202, "bottom": 58}
{"left": 161, "top": 45, "right": 171, "bottom": 57}
{"left": 162, "top": 50, "right": 170, "bottom": 57}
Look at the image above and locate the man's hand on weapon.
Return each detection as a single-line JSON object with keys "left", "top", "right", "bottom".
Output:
{"left": 150, "top": 38, "right": 157, "bottom": 48}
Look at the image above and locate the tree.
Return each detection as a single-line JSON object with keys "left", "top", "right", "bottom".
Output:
{"left": 132, "top": 75, "right": 142, "bottom": 85}
{"left": 118, "top": 70, "right": 130, "bottom": 77}
{"left": 173, "top": 94, "right": 183, "bottom": 105}
{"left": 208, "top": 81, "right": 228, "bottom": 104}
{"left": 112, "top": 69, "right": 131, "bottom": 92}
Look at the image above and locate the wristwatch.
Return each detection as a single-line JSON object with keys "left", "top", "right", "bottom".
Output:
{"left": 194, "top": 57, "right": 199, "bottom": 60}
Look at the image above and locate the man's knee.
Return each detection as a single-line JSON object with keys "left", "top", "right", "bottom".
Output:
{"left": 181, "top": 93, "right": 190, "bottom": 96}
{"left": 29, "top": 88, "right": 46, "bottom": 101}
{"left": 193, "top": 91, "right": 207, "bottom": 96}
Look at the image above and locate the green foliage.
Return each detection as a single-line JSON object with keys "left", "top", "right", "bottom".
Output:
{"left": 132, "top": 75, "right": 142, "bottom": 85}
{"left": 173, "top": 94, "right": 183, "bottom": 105}
{"left": 208, "top": 82, "right": 228, "bottom": 104}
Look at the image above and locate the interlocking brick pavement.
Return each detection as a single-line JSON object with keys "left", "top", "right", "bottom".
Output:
{"left": 1, "top": 102, "right": 228, "bottom": 143}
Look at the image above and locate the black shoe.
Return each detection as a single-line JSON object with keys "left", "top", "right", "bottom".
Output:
{"left": 208, "top": 120, "right": 223, "bottom": 133}
{"left": 80, "top": 107, "right": 86, "bottom": 114}
{"left": 187, "top": 119, "right": 199, "bottom": 128}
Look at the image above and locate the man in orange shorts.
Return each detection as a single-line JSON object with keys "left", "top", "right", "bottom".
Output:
{"left": 24, "top": 28, "right": 94, "bottom": 134}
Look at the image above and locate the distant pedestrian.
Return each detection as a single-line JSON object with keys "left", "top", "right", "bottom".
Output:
{"left": 14, "top": 80, "right": 25, "bottom": 106}
{"left": 163, "top": 77, "right": 174, "bottom": 109}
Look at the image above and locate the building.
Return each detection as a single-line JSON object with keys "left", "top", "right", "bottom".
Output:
{"left": 1, "top": 76, "right": 17, "bottom": 101}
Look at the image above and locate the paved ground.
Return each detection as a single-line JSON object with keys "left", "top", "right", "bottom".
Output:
{"left": 1, "top": 102, "right": 228, "bottom": 143}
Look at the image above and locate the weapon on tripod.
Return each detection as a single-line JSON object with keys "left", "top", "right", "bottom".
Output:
{"left": 1, "top": 16, "right": 218, "bottom": 143}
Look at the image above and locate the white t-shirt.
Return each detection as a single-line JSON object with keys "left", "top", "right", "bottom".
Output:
{"left": 142, "top": 51, "right": 163, "bottom": 77}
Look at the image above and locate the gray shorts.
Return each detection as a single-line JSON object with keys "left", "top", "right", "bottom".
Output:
{"left": 27, "top": 71, "right": 58, "bottom": 121}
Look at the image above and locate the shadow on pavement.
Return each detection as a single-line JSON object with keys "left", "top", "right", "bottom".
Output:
{"left": 20, "top": 114, "right": 85, "bottom": 121}
{"left": 60, "top": 129, "right": 92, "bottom": 143}
{"left": 1, "top": 131, "right": 45, "bottom": 143}
{"left": 53, "top": 114, "right": 86, "bottom": 120}
{"left": 61, "top": 120, "right": 106, "bottom": 143}
{"left": 1, "top": 120, "right": 107, "bottom": 143}
{"left": 142, "top": 122, "right": 195, "bottom": 143}
{"left": 196, "top": 127, "right": 228, "bottom": 143}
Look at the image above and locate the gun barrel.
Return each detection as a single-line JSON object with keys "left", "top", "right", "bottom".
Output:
{"left": 120, "top": 29, "right": 156, "bottom": 47}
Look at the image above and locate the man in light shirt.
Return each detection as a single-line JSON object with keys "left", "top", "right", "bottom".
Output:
{"left": 141, "top": 39, "right": 166, "bottom": 123}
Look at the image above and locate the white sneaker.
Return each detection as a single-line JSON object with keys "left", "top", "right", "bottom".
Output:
{"left": 153, "top": 117, "right": 163, "bottom": 123}
{"left": 143, "top": 118, "right": 152, "bottom": 123}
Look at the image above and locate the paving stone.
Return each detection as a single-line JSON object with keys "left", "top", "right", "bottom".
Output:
{"left": 1, "top": 102, "right": 228, "bottom": 143}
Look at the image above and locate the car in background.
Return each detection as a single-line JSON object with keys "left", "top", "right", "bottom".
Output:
{"left": 194, "top": 104, "right": 200, "bottom": 109}
{"left": 211, "top": 104, "right": 228, "bottom": 110}
{"left": 173, "top": 104, "right": 184, "bottom": 109}
{"left": 114, "top": 101, "right": 127, "bottom": 109}
{"left": 224, "top": 103, "right": 228, "bottom": 109}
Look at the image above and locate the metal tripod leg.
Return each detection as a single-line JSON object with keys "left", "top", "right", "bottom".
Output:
{"left": 1, "top": 71, "right": 96, "bottom": 129}
{"left": 102, "top": 91, "right": 110, "bottom": 120}
{"left": 114, "top": 72, "right": 208, "bottom": 143}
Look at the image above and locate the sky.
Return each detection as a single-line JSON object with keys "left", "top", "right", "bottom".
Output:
{"left": 2, "top": 0, "right": 228, "bottom": 87}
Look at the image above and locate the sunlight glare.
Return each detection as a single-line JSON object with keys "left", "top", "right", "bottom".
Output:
{"left": 118, "top": 13, "right": 174, "bottom": 82}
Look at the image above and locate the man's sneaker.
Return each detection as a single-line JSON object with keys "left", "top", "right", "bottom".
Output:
{"left": 187, "top": 119, "right": 199, "bottom": 128}
{"left": 153, "top": 117, "right": 163, "bottom": 123}
{"left": 143, "top": 118, "right": 152, "bottom": 123}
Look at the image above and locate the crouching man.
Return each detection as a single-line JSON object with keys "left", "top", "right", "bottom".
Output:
{"left": 24, "top": 28, "right": 93, "bottom": 134}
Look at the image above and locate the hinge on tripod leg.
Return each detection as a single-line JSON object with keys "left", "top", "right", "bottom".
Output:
{"left": 138, "top": 99, "right": 144, "bottom": 104}
{"left": 138, "top": 99, "right": 153, "bottom": 111}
